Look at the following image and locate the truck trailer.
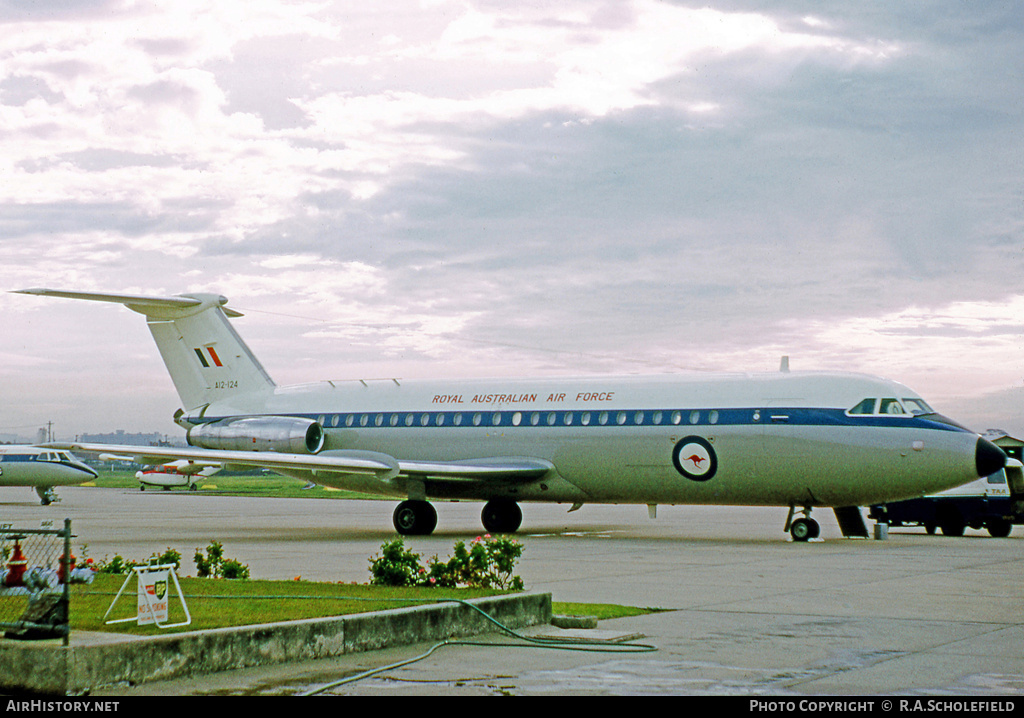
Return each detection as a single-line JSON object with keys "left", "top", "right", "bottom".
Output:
{"left": 869, "top": 459, "right": 1024, "bottom": 537}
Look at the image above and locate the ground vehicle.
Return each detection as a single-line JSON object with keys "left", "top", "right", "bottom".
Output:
{"left": 869, "top": 459, "right": 1024, "bottom": 537}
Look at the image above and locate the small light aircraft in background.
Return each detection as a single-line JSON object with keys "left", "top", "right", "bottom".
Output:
{"left": 96, "top": 452, "right": 221, "bottom": 491}
{"left": 0, "top": 445, "right": 98, "bottom": 505}
{"left": 136, "top": 460, "right": 221, "bottom": 492}
{"left": 16, "top": 288, "right": 1005, "bottom": 541}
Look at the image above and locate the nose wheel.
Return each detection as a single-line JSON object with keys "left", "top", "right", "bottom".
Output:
{"left": 35, "top": 486, "right": 57, "bottom": 506}
{"left": 786, "top": 505, "right": 820, "bottom": 542}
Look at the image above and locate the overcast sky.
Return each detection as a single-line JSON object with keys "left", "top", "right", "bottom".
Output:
{"left": 2, "top": 0, "right": 1023, "bottom": 441}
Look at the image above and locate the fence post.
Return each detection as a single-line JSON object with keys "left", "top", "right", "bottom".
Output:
{"left": 62, "top": 518, "right": 72, "bottom": 647}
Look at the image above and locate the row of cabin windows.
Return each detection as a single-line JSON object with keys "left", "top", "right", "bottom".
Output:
{"left": 319, "top": 409, "right": 722, "bottom": 429}
{"left": 314, "top": 399, "right": 937, "bottom": 429}
{"left": 0, "top": 451, "right": 72, "bottom": 463}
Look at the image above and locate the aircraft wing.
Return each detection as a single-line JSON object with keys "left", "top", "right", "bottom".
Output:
{"left": 44, "top": 443, "right": 552, "bottom": 484}
{"left": 395, "top": 457, "right": 553, "bottom": 481}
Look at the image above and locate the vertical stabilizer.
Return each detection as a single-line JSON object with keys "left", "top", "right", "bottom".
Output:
{"left": 14, "top": 289, "right": 275, "bottom": 410}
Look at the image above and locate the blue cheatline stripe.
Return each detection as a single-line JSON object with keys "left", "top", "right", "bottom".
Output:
{"left": 193, "top": 407, "right": 967, "bottom": 433}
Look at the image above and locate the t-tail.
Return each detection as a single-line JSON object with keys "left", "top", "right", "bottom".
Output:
{"left": 14, "top": 289, "right": 275, "bottom": 412}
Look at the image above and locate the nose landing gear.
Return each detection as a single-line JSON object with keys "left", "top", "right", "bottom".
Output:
{"left": 786, "top": 504, "right": 820, "bottom": 542}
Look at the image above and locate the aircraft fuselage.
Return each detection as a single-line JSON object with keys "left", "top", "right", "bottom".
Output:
{"left": 0, "top": 447, "right": 98, "bottom": 504}
{"left": 189, "top": 371, "right": 989, "bottom": 509}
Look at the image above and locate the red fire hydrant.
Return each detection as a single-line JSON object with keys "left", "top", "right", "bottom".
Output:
{"left": 5, "top": 539, "right": 28, "bottom": 588}
{"left": 58, "top": 552, "right": 76, "bottom": 584}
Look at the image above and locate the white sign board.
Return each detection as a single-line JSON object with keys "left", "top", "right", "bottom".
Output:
{"left": 136, "top": 567, "right": 170, "bottom": 625}
{"left": 104, "top": 563, "right": 191, "bottom": 629}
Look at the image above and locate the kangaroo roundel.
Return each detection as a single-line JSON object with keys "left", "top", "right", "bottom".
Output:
{"left": 673, "top": 436, "right": 717, "bottom": 482}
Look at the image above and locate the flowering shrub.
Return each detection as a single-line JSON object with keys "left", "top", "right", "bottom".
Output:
{"left": 369, "top": 535, "right": 524, "bottom": 590}
{"left": 87, "top": 546, "right": 182, "bottom": 574}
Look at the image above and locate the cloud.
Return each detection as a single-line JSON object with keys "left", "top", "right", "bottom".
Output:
{"left": 1, "top": 0, "right": 1023, "bottom": 438}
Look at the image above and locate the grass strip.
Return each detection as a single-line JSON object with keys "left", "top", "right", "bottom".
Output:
{"left": 83, "top": 470, "right": 389, "bottom": 500}
{"left": 70, "top": 574, "right": 504, "bottom": 635}
{"left": 65, "top": 575, "right": 663, "bottom": 636}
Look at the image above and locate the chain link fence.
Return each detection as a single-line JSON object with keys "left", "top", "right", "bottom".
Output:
{"left": 0, "top": 519, "right": 73, "bottom": 644}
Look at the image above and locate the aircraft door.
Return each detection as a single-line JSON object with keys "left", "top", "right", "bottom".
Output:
{"left": 758, "top": 401, "right": 820, "bottom": 504}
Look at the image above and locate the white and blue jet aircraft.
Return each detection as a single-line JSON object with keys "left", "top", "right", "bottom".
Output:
{"left": 15, "top": 288, "right": 1005, "bottom": 540}
{"left": 0, "top": 445, "right": 98, "bottom": 505}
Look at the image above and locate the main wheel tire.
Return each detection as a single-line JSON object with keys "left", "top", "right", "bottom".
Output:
{"left": 938, "top": 509, "right": 965, "bottom": 537}
{"left": 393, "top": 500, "right": 438, "bottom": 535}
{"left": 987, "top": 518, "right": 1012, "bottom": 538}
{"left": 481, "top": 499, "right": 522, "bottom": 534}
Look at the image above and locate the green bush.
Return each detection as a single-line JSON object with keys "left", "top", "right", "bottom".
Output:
{"left": 89, "top": 547, "right": 182, "bottom": 574}
{"left": 194, "top": 540, "right": 249, "bottom": 579}
{"left": 368, "top": 539, "right": 428, "bottom": 587}
{"left": 369, "top": 535, "right": 524, "bottom": 590}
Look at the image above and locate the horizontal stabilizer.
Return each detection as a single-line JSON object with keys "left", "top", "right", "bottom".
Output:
{"left": 13, "top": 288, "right": 244, "bottom": 318}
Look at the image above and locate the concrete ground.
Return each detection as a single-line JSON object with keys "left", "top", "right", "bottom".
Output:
{"left": 2, "top": 486, "right": 1022, "bottom": 696}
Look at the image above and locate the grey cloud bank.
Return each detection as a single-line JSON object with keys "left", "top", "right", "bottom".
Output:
{"left": 0, "top": 0, "right": 1022, "bottom": 440}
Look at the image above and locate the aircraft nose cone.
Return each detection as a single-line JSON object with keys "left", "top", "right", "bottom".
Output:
{"left": 975, "top": 437, "right": 1006, "bottom": 478}
{"left": 74, "top": 461, "right": 98, "bottom": 478}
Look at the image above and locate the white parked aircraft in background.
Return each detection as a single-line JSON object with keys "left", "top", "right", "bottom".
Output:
{"left": 136, "top": 460, "right": 221, "bottom": 492}
{"left": 96, "top": 451, "right": 222, "bottom": 492}
{"left": 16, "top": 288, "right": 1005, "bottom": 540}
{"left": 0, "top": 445, "right": 98, "bottom": 505}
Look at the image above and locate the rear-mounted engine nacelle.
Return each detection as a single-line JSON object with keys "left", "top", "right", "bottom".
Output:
{"left": 187, "top": 416, "right": 325, "bottom": 454}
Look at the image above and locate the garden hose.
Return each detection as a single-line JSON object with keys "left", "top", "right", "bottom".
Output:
{"left": 298, "top": 596, "right": 658, "bottom": 696}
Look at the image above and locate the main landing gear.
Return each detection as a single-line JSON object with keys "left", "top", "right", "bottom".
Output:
{"left": 391, "top": 498, "right": 523, "bottom": 536}
{"left": 393, "top": 500, "right": 437, "bottom": 536}
{"left": 786, "top": 504, "right": 820, "bottom": 542}
{"left": 481, "top": 499, "right": 522, "bottom": 534}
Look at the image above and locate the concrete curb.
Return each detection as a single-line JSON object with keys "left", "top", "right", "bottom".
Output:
{"left": 0, "top": 591, "right": 552, "bottom": 695}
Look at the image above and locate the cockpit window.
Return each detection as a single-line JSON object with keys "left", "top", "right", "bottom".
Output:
{"left": 987, "top": 470, "right": 1007, "bottom": 485}
{"left": 848, "top": 398, "right": 877, "bottom": 415}
{"left": 847, "top": 397, "right": 914, "bottom": 417}
{"left": 901, "top": 398, "right": 934, "bottom": 416}
{"left": 879, "top": 398, "right": 905, "bottom": 415}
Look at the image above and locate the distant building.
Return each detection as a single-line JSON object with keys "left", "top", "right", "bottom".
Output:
{"left": 984, "top": 429, "right": 1023, "bottom": 462}
{"left": 78, "top": 430, "right": 184, "bottom": 447}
